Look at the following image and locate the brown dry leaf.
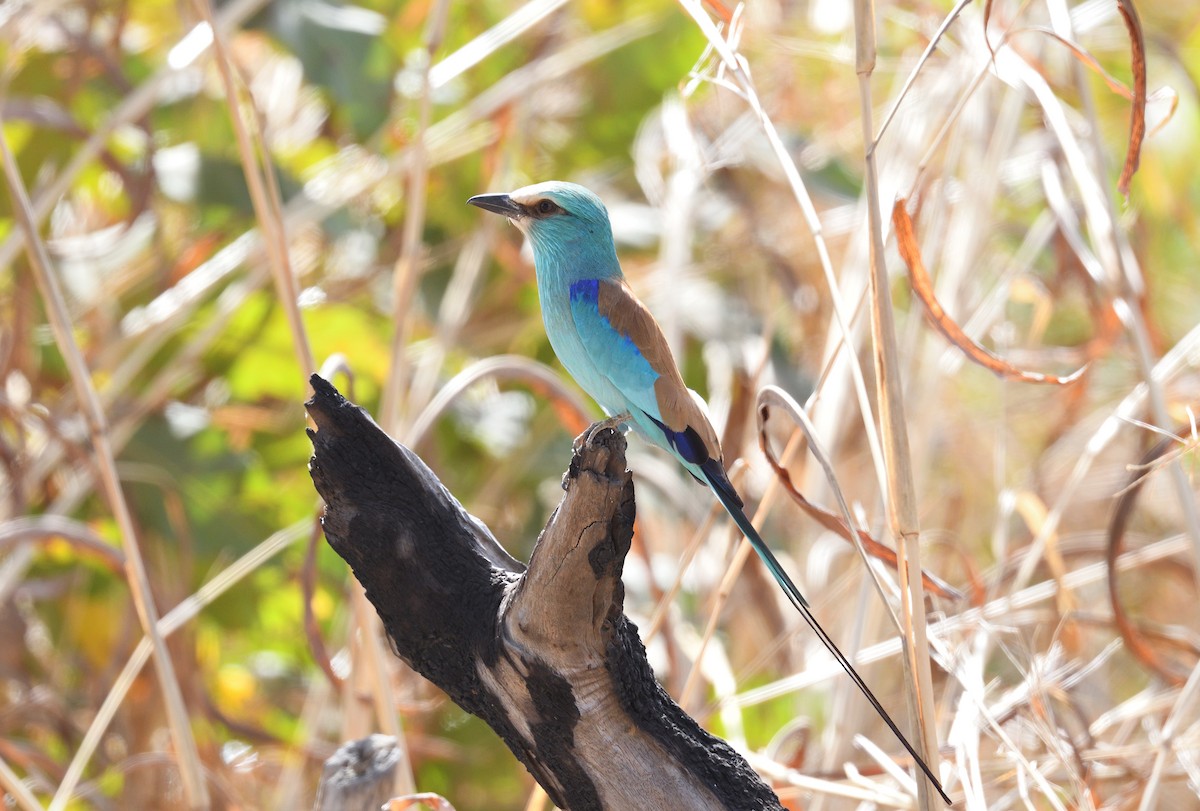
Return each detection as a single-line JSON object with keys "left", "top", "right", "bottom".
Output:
{"left": 1017, "top": 26, "right": 1135, "bottom": 100}
{"left": 1117, "top": 0, "right": 1147, "bottom": 197}
{"left": 983, "top": 0, "right": 996, "bottom": 56}
{"left": 1107, "top": 427, "right": 1200, "bottom": 686}
{"left": 892, "top": 198, "right": 1087, "bottom": 386}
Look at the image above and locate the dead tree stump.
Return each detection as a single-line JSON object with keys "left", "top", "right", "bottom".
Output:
{"left": 315, "top": 735, "right": 401, "bottom": 811}
{"left": 306, "top": 374, "right": 782, "bottom": 811}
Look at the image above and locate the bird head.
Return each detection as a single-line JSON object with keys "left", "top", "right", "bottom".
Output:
{"left": 468, "top": 181, "right": 619, "bottom": 276}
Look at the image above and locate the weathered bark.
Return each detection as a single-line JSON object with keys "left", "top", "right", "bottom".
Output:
{"left": 315, "top": 735, "right": 401, "bottom": 811}
{"left": 305, "top": 374, "right": 782, "bottom": 811}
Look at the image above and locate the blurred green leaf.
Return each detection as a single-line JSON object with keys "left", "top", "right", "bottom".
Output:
{"left": 265, "top": 0, "right": 397, "bottom": 139}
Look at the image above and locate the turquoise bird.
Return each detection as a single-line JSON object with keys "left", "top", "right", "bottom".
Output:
{"left": 469, "top": 181, "right": 948, "bottom": 803}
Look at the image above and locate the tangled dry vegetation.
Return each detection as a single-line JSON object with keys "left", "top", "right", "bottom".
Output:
{"left": 0, "top": 0, "right": 1197, "bottom": 808}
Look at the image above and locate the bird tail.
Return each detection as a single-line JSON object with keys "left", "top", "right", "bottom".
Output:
{"left": 702, "top": 461, "right": 809, "bottom": 610}
{"left": 699, "top": 463, "right": 952, "bottom": 806}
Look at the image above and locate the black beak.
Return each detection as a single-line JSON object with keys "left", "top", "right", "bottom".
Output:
{"left": 467, "top": 193, "right": 523, "bottom": 219}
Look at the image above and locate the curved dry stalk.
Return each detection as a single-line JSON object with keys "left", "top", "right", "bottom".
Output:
{"left": 405, "top": 355, "right": 594, "bottom": 448}
{"left": 0, "top": 515, "right": 125, "bottom": 570}
{"left": 1010, "top": 26, "right": 1139, "bottom": 100}
{"left": 757, "top": 387, "right": 962, "bottom": 601}
{"left": 758, "top": 386, "right": 910, "bottom": 630}
{"left": 0, "top": 119, "right": 210, "bottom": 809}
{"left": 0, "top": 753, "right": 41, "bottom": 811}
{"left": 1107, "top": 426, "right": 1199, "bottom": 685}
{"left": 1114, "top": 0, "right": 1147, "bottom": 197}
{"left": 892, "top": 198, "right": 1086, "bottom": 385}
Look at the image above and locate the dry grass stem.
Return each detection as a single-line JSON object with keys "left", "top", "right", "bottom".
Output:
{"left": 197, "top": 0, "right": 315, "bottom": 381}
{"left": 381, "top": 0, "right": 452, "bottom": 433}
{"left": 0, "top": 120, "right": 210, "bottom": 808}
{"left": 852, "top": 0, "right": 941, "bottom": 805}
{"left": 678, "top": 0, "right": 889, "bottom": 493}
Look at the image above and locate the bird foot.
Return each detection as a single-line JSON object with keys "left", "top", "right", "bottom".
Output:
{"left": 576, "top": 412, "right": 631, "bottom": 452}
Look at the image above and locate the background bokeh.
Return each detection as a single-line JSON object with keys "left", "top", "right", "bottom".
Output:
{"left": 1, "top": 0, "right": 1198, "bottom": 808}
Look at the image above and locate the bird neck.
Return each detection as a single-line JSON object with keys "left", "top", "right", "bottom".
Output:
{"left": 529, "top": 231, "right": 622, "bottom": 292}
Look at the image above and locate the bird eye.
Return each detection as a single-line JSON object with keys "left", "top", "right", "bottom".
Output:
{"left": 535, "top": 199, "right": 558, "bottom": 216}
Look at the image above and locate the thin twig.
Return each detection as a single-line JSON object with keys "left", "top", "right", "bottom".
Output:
{"left": 196, "top": 0, "right": 315, "bottom": 381}
{"left": 381, "top": 0, "right": 452, "bottom": 434}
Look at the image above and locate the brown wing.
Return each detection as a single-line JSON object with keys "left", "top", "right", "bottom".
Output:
{"left": 596, "top": 278, "right": 724, "bottom": 463}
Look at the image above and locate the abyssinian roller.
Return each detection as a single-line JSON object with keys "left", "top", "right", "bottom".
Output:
{"left": 468, "top": 181, "right": 948, "bottom": 804}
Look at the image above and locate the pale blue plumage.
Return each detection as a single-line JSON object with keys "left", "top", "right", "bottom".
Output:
{"left": 468, "top": 180, "right": 807, "bottom": 610}
{"left": 567, "top": 280, "right": 658, "bottom": 414}
{"left": 468, "top": 180, "right": 950, "bottom": 804}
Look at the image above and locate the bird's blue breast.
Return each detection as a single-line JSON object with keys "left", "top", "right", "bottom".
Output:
{"left": 569, "top": 281, "right": 643, "bottom": 367}
{"left": 567, "top": 279, "right": 660, "bottom": 396}
{"left": 535, "top": 275, "right": 635, "bottom": 417}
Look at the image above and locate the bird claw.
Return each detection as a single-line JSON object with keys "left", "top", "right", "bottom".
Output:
{"left": 574, "top": 412, "right": 631, "bottom": 453}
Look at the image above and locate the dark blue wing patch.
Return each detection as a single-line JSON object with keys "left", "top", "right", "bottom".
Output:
{"left": 646, "top": 414, "right": 745, "bottom": 510}
{"left": 569, "top": 277, "right": 643, "bottom": 360}
{"left": 569, "top": 278, "right": 599, "bottom": 305}
{"left": 647, "top": 415, "right": 709, "bottom": 466}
